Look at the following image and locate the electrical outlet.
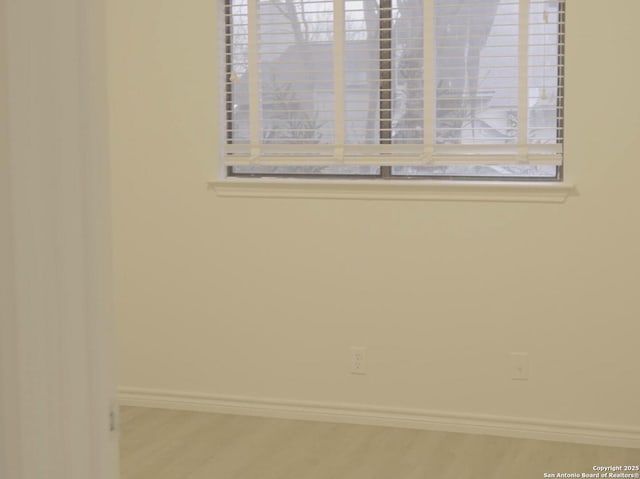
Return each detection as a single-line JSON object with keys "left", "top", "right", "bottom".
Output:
{"left": 351, "top": 346, "right": 366, "bottom": 375}
{"left": 510, "top": 352, "right": 530, "bottom": 380}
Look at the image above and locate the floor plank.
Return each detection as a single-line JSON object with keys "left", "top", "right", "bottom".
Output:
{"left": 119, "top": 406, "right": 640, "bottom": 479}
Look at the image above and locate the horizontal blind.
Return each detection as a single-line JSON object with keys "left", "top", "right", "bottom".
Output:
{"left": 223, "top": 0, "right": 564, "bottom": 167}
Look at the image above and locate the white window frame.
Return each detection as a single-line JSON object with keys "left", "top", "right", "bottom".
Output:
{"left": 212, "top": 0, "right": 575, "bottom": 202}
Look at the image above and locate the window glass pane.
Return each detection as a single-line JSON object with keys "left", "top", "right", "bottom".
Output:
{"left": 528, "top": 0, "right": 563, "bottom": 145}
{"left": 228, "top": 1, "right": 249, "bottom": 144}
{"left": 345, "top": 0, "right": 380, "bottom": 145}
{"left": 434, "top": 0, "right": 518, "bottom": 145}
{"left": 392, "top": 0, "right": 424, "bottom": 145}
{"left": 232, "top": 165, "right": 380, "bottom": 175}
{"left": 259, "top": 1, "right": 335, "bottom": 145}
{"left": 392, "top": 165, "right": 557, "bottom": 178}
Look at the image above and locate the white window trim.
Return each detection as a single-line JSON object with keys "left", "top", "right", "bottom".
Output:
{"left": 214, "top": 0, "right": 572, "bottom": 203}
{"left": 209, "top": 177, "right": 576, "bottom": 203}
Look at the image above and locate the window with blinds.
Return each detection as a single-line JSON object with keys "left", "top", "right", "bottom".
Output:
{"left": 223, "top": 0, "right": 564, "bottom": 180}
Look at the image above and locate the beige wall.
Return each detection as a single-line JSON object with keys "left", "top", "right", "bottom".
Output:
{"left": 0, "top": 0, "right": 19, "bottom": 472}
{"left": 109, "top": 0, "right": 640, "bottom": 430}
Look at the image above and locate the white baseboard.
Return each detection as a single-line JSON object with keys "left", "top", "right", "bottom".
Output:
{"left": 118, "top": 387, "right": 640, "bottom": 449}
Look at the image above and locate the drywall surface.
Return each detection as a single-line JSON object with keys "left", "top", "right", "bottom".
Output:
{"left": 109, "top": 0, "right": 640, "bottom": 432}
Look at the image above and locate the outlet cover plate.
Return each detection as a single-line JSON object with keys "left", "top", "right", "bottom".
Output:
{"left": 351, "top": 346, "right": 366, "bottom": 375}
{"left": 511, "top": 352, "right": 530, "bottom": 380}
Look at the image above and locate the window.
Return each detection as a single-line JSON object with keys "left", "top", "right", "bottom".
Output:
{"left": 223, "top": 0, "right": 564, "bottom": 181}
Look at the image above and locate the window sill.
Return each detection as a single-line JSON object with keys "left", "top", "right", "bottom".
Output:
{"left": 209, "top": 178, "right": 577, "bottom": 203}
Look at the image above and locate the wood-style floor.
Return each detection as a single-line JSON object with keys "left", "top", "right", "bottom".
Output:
{"left": 120, "top": 406, "right": 639, "bottom": 479}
